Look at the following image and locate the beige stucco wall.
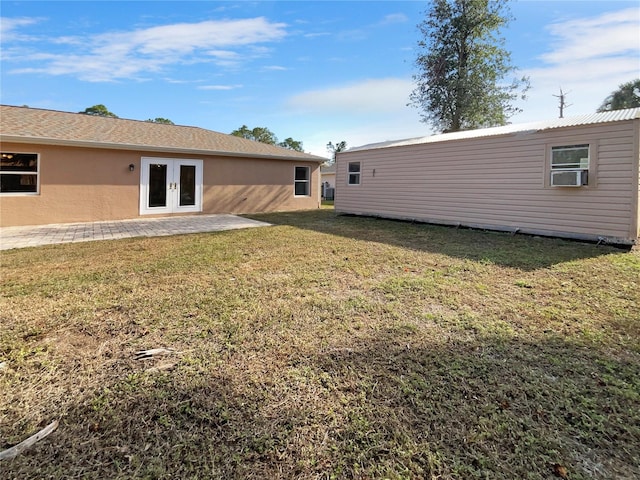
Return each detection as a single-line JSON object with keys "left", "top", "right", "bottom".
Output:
{"left": 336, "top": 120, "right": 640, "bottom": 245}
{"left": 0, "top": 143, "right": 320, "bottom": 226}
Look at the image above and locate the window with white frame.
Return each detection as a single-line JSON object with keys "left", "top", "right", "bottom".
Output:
{"left": 0, "top": 152, "right": 39, "bottom": 194}
{"left": 294, "top": 166, "right": 310, "bottom": 196}
{"left": 348, "top": 161, "right": 361, "bottom": 185}
{"left": 550, "top": 144, "right": 589, "bottom": 187}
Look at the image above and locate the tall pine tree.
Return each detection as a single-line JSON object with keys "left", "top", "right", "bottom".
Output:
{"left": 410, "top": 0, "right": 528, "bottom": 133}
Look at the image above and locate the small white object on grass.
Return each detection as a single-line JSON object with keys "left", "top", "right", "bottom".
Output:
{"left": 0, "top": 420, "right": 59, "bottom": 460}
{"left": 134, "top": 348, "right": 176, "bottom": 360}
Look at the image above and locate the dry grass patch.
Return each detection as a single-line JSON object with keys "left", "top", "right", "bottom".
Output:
{"left": 1, "top": 210, "right": 638, "bottom": 479}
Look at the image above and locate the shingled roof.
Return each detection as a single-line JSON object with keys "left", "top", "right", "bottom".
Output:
{"left": 0, "top": 105, "right": 326, "bottom": 162}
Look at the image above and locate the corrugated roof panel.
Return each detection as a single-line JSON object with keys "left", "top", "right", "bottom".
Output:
{"left": 347, "top": 107, "right": 640, "bottom": 152}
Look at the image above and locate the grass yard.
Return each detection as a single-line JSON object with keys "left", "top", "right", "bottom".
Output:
{"left": 1, "top": 210, "right": 638, "bottom": 479}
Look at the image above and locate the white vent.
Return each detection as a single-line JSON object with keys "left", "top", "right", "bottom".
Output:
{"left": 551, "top": 170, "right": 584, "bottom": 187}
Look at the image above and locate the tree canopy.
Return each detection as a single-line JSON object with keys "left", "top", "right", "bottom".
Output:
{"left": 146, "top": 117, "right": 175, "bottom": 125}
{"left": 409, "top": 0, "right": 529, "bottom": 133}
{"left": 278, "top": 137, "right": 304, "bottom": 152}
{"left": 230, "top": 125, "right": 304, "bottom": 152}
{"left": 231, "top": 125, "right": 279, "bottom": 145}
{"left": 78, "top": 105, "right": 176, "bottom": 123}
{"left": 79, "top": 104, "right": 118, "bottom": 118}
{"left": 597, "top": 79, "right": 640, "bottom": 112}
{"left": 326, "top": 141, "right": 348, "bottom": 162}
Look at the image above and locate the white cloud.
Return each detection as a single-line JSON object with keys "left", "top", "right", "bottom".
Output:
{"left": 0, "top": 17, "right": 39, "bottom": 37}
{"left": 263, "top": 65, "right": 288, "bottom": 71}
{"left": 285, "top": 78, "right": 428, "bottom": 156}
{"left": 541, "top": 8, "right": 639, "bottom": 63}
{"left": 379, "top": 13, "right": 409, "bottom": 25}
{"left": 513, "top": 7, "right": 640, "bottom": 123}
{"left": 198, "top": 84, "right": 243, "bottom": 91}
{"left": 304, "top": 32, "right": 331, "bottom": 39}
{"left": 3, "top": 17, "right": 288, "bottom": 82}
{"left": 287, "top": 77, "right": 414, "bottom": 114}
{"left": 124, "top": 18, "right": 287, "bottom": 54}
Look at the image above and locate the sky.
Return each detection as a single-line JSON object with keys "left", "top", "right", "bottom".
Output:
{"left": 1, "top": 1, "right": 639, "bottom": 158}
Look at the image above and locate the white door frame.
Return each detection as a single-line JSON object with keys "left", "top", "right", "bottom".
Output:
{"left": 139, "top": 157, "right": 203, "bottom": 215}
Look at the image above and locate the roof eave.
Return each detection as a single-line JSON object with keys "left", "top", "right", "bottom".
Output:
{"left": 0, "top": 135, "right": 326, "bottom": 163}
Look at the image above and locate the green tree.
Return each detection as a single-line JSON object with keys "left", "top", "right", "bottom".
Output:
{"left": 597, "top": 79, "right": 640, "bottom": 112}
{"left": 410, "top": 0, "right": 529, "bottom": 133}
{"left": 79, "top": 104, "right": 118, "bottom": 118}
{"left": 278, "top": 137, "right": 304, "bottom": 152}
{"left": 231, "top": 125, "right": 278, "bottom": 145}
{"left": 326, "top": 141, "right": 347, "bottom": 162}
{"left": 146, "top": 117, "right": 175, "bottom": 124}
{"left": 231, "top": 125, "right": 304, "bottom": 151}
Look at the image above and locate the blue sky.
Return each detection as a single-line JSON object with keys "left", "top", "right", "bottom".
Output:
{"left": 1, "top": 1, "right": 639, "bottom": 158}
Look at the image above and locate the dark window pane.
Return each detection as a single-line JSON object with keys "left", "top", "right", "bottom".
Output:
{"left": 295, "top": 167, "right": 308, "bottom": 181}
{"left": 348, "top": 162, "right": 360, "bottom": 173}
{"left": 1, "top": 174, "right": 38, "bottom": 193}
{"left": 295, "top": 181, "right": 308, "bottom": 196}
{"left": 0, "top": 153, "right": 38, "bottom": 172}
{"left": 348, "top": 173, "right": 360, "bottom": 185}
{"left": 179, "top": 165, "right": 196, "bottom": 206}
{"left": 148, "top": 164, "right": 167, "bottom": 207}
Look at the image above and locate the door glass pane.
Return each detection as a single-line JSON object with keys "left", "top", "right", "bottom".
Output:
{"left": 179, "top": 165, "right": 196, "bottom": 206}
{"left": 149, "top": 164, "right": 167, "bottom": 207}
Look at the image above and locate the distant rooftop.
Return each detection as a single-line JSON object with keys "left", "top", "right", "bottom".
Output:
{"left": 0, "top": 105, "right": 327, "bottom": 162}
{"left": 347, "top": 108, "right": 640, "bottom": 152}
{"left": 320, "top": 163, "right": 336, "bottom": 174}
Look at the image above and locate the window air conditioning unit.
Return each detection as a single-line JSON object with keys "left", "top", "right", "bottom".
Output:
{"left": 551, "top": 169, "right": 587, "bottom": 187}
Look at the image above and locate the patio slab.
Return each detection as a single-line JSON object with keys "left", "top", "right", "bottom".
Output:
{"left": 0, "top": 214, "right": 271, "bottom": 250}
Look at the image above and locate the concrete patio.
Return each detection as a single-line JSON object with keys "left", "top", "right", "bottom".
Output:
{"left": 0, "top": 214, "right": 271, "bottom": 250}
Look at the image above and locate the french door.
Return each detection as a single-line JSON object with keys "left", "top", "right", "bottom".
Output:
{"left": 139, "top": 157, "right": 203, "bottom": 215}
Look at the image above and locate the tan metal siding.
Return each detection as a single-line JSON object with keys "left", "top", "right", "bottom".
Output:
{"left": 336, "top": 121, "right": 640, "bottom": 244}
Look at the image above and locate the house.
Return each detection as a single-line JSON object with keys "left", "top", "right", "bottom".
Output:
{"left": 320, "top": 163, "right": 336, "bottom": 200}
{"left": 0, "top": 105, "right": 326, "bottom": 227}
{"left": 335, "top": 108, "right": 640, "bottom": 245}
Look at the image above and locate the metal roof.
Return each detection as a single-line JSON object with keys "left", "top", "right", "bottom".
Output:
{"left": 347, "top": 107, "right": 640, "bottom": 152}
{"left": 0, "top": 105, "right": 327, "bottom": 162}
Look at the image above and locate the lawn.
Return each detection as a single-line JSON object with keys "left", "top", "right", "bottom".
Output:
{"left": 1, "top": 210, "right": 638, "bottom": 479}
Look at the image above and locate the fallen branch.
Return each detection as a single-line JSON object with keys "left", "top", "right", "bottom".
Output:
{"left": 0, "top": 420, "right": 59, "bottom": 461}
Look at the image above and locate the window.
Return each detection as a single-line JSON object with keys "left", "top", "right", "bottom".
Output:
{"left": 1, "top": 152, "right": 39, "bottom": 194}
{"left": 550, "top": 144, "right": 589, "bottom": 187}
{"left": 294, "top": 166, "right": 310, "bottom": 196}
{"left": 348, "top": 161, "right": 361, "bottom": 185}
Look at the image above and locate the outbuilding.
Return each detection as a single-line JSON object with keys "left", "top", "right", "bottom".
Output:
{"left": 335, "top": 108, "right": 640, "bottom": 245}
{"left": 0, "top": 105, "right": 325, "bottom": 227}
